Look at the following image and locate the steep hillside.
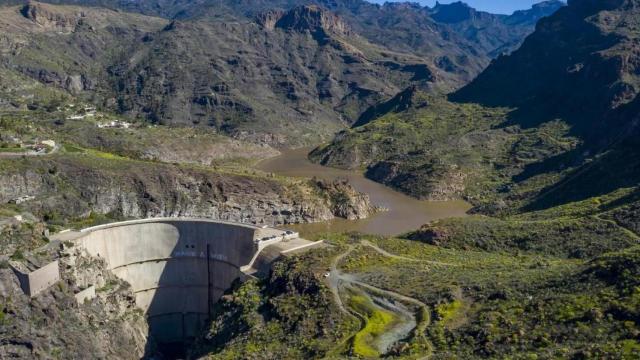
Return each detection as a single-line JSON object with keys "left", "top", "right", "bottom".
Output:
{"left": 311, "top": 90, "right": 576, "bottom": 206}
{"left": 110, "top": 5, "right": 441, "bottom": 144}
{"left": 314, "top": 0, "right": 640, "bottom": 213}
{"left": 0, "top": 2, "right": 167, "bottom": 95}
{"left": 430, "top": 1, "right": 565, "bottom": 58}
{"left": 453, "top": 0, "right": 640, "bottom": 140}
{"left": 175, "top": 0, "right": 562, "bottom": 83}
{"left": 103, "top": 0, "right": 564, "bottom": 84}
{"left": 0, "top": 2, "right": 445, "bottom": 145}
{"left": 451, "top": 0, "right": 640, "bottom": 209}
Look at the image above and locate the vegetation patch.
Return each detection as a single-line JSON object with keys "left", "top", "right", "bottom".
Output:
{"left": 348, "top": 292, "right": 399, "bottom": 358}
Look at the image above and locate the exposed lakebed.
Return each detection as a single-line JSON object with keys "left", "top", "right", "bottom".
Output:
{"left": 257, "top": 148, "right": 471, "bottom": 237}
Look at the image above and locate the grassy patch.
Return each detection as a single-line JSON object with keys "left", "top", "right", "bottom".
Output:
{"left": 435, "top": 300, "right": 463, "bottom": 324}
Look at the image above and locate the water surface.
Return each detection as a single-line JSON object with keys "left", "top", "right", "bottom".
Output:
{"left": 257, "top": 148, "right": 471, "bottom": 237}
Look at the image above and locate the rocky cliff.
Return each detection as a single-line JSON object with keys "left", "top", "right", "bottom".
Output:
{"left": 20, "top": 1, "right": 81, "bottom": 32}
{"left": 0, "top": 154, "right": 374, "bottom": 226}
{"left": 260, "top": 5, "right": 352, "bottom": 37}
{"left": 0, "top": 245, "right": 150, "bottom": 358}
{"left": 311, "top": 178, "right": 375, "bottom": 219}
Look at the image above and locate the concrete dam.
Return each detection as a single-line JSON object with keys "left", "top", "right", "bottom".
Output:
{"left": 69, "top": 218, "right": 320, "bottom": 345}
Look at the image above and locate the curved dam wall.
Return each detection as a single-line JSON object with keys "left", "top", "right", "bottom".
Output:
{"left": 74, "top": 219, "right": 262, "bottom": 343}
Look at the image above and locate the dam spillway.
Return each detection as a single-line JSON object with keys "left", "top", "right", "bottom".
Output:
{"left": 71, "top": 219, "right": 311, "bottom": 344}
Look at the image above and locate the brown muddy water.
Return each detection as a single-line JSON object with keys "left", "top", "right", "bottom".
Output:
{"left": 256, "top": 148, "right": 471, "bottom": 237}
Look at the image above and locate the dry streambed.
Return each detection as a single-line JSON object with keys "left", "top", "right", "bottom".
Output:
{"left": 329, "top": 242, "right": 433, "bottom": 358}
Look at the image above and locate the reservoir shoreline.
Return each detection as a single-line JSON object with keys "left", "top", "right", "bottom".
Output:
{"left": 256, "top": 148, "right": 471, "bottom": 237}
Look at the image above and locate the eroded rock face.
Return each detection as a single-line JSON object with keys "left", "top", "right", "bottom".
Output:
{"left": 0, "top": 171, "right": 49, "bottom": 204}
{"left": 20, "top": 2, "right": 83, "bottom": 33}
{"left": 258, "top": 5, "right": 351, "bottom": 37}
{"left": 312, "top": 178, "right": 376, "bottom": 220}
{"left": 0, "top": 248, "right": 149, "bottom": 359}
{"left": 275, "top": 5, "right": 351, "bottom": 37}
{"left": 256, "top": 9, "right": 284, "bottom": 31}
{"left": 0, "top": 157, "right": 374, "bottom": 225}
{"left": 366, "top": 160, "right": 466, "bottom": 201}
{"left": 17, "top": 68, "right": 94, "bottom": 93}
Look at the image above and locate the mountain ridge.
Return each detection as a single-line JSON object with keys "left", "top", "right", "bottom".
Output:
{"left": 0, "top": 0, "right": 565, "bottom": 82}
{"left": 0, "top": 0, "right": 562, "bottom": 145}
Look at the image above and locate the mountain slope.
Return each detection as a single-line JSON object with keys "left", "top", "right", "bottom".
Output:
{"left": 0, "top": 1, "right": 564, "bottom": 145}
{"left": 313, "top": 0, "right": 640, "bottom": 213}
{"left": 0, "top": 1, "right": 167, "bottom": 97}
{"left": 110, "top": 5, "right": 442, "bottom": 144}
{"left": 453, "top": 0, "right": 640, "bottom": 140}
{"left": 0, "top": 0, "right": 564, "bottom": 86}
{"left": 0, "top": 2, "right": 442, "bottom": 144}
{"left": 430, "top": 1, "right": 566, "bottom": 58}
{"left": 451, "top": 0, "right": 640, "bottom": 209}
{"left": 161, "top": 0, "right": 565, "bottom": 84}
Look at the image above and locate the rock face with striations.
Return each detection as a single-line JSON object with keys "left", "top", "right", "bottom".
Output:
{"left": 20, "top": 1, "right": 82, "bottom": 32}
{"left": 273, "top": 5, "right": 351, "bottom": 37}
{"left": 0, "top": 156, "right": 375, "bottom": 225}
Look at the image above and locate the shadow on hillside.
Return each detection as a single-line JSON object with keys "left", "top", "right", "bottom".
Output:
{"left": 522, "top": 139, "right": 640, "bottom": 212}
{"left": 448, "top": 57, "right": 640, "bottom": 212}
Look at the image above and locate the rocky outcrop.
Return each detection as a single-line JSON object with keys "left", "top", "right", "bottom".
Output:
{"left": 20, "top": 2, "right": 83, "bottom": 33}
{"left": 255, "top": 9, "right": 284, "bottom": 31}
{"left": 258, "top": 5, "right": 351, "bottom": 38}
{"left": 366, "top": 160, "right": 466, "bottom": 201}
{"left": 0, "top": 245, "right": 149, "bottom": 358}
{"left": 275, "top": 5, "right": 351, "bottom": 37}
{"left": 17, "top": 68, "right": 95, "bottom": 94}
{"left": 430, "top": 1, "right": 479, "bottom": 24}
{"left": 312, "top": 178, "right": 376, "bottom": 220}
{"left": 406, "top": 223, "right": 452, "bottom": 246}
{"left": 0, "top": 156, "right": 374, "bottom": 226}
{"left": 0, "top": 171, "right": 51, "bottom": 204}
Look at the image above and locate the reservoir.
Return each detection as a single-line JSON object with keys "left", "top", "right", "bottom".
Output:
{"left": 257, "top": 148, "right": 471, "bottom": 237}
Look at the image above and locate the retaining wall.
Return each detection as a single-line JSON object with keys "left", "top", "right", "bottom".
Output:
{"left": 11, "top": 260, "right": 60, "bottom": 297}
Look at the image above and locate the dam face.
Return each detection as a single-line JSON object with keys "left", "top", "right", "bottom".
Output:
{"left": 74, "top": 219, "right": 267, "bottom": 344}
